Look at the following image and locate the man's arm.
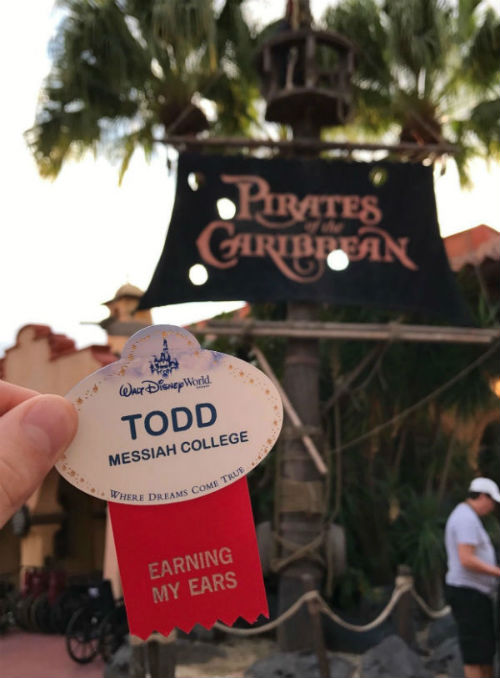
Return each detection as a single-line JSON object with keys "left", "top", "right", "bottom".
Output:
{"left": 458, "top": 543, "right": 500, "bottom": 577}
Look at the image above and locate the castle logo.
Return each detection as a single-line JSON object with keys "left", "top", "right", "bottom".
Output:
{"left": 149, "top": 338, "right": 179, "bottom": 378}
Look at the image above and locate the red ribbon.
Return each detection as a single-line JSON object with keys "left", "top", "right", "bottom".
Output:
{"left": 109, "top": 478, "right": 268, "bottom": 638}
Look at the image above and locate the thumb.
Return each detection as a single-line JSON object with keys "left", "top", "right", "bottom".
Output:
{"left": 0, "top": 394, "right": 78, "bottom": 527}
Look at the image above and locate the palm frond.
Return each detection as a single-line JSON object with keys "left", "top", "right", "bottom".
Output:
{"left": 29, "top": 0, "right": 261, "bottom": 179}
{"left": 467, "top": 97, "right": 500, "bottom": 155}
{"left": 324, "top": 0, "right": 391, "bottom": 87}
{"left": 323, "top": 0, "right": 500, "bottom": 184}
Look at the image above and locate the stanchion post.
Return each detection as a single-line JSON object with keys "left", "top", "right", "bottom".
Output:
{"left": 393, "top": 565, "right": 416, "bottom": 647}
{"left": 129, "top": 632, "right": 176, "bottom": 678}
{"left": 301, "top": 574, "right": 330, "bottom": 678}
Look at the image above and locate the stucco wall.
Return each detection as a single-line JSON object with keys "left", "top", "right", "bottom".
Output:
{"left": 0, "top": 325, "right": 116, "bottom": 584}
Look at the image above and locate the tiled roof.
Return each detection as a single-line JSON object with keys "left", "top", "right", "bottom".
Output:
{"left": 4, "top": 324, "right": 116, "bottom": 366}
{"left": 444, "top": 224, "right": 500, "bottom": 272}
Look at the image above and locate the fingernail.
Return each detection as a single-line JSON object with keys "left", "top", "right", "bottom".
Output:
{"left": 21, "top": 395, "right": 77, "bottom": 459}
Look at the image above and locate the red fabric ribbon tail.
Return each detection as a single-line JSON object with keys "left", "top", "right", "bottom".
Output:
{"left": 109, "top": 478, "right": 268, "bottom": 639}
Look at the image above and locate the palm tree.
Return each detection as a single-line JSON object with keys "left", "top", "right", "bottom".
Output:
{"left": 322, "top": 0, "right": 500, "bottom": 184}
{"left": 26, "top": 0, "right": 259, "bottom": 182}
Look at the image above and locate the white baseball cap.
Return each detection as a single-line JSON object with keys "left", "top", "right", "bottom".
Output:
{"left": 469, "top": 477, "right": 500, "bottom": 503}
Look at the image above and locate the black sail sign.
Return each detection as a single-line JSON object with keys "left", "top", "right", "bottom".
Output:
{"left": 140, "top": 152, "right": 470, "bottom": 323}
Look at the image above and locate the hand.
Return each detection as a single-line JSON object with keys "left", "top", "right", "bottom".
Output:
{"left": 0, "top": 380, "right": 78, "bottom": 528}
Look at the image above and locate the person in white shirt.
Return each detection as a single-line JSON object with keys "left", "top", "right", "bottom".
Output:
{"left": 445, "top": 477, "right": 500, "bottom": 678}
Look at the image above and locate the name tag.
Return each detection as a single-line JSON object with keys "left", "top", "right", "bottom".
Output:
{"left": 56, "top": 325, "right": 283, "bottom": 637}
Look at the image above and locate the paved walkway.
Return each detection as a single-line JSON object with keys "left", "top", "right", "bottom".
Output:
{"left": 0, "top": 630, "right": 106, "bottom": 678}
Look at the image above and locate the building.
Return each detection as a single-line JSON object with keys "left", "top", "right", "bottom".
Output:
{"left": 0, "top": 284, "right": 152, "bottom": 593}
{"left": 99, "top": 283, "right": 153, "bottom": 355}
{"left": 0, "top": 325, "right": 116, "bottom": 583}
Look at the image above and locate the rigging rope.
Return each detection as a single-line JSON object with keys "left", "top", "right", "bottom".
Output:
{"left": 332, "top": 340, "right": 500, "bottom": 455}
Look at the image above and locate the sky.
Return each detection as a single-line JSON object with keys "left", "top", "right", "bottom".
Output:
{"left": 1, "top": 0, "right": 499, "bottom": 356}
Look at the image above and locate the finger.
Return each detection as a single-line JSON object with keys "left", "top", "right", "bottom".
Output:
{"left": 0, "top": 380, "right": 39, "bottom": 416}
{"left": 0, "top": 394, "right": 78, "bottom": 528}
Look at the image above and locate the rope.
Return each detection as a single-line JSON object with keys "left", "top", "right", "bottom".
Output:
{"left": 271, "top": 533, "right": 325, "bottom": 573}
{"left": 318, "top": 579, "right": 412, "bottom": 632}
{"left": 332, "top": 340, "right": 500, "bottom": 455}
{"left": 213, "top": 579, "right": 451, "bottom": 636}
{"left": 411, "top": 590, "right": 451, "bottom": 619}
{"left": 267, "top": 526, "right": 336, "bottom": 595}
{"left": 213, "top": 590, "right": 318, "bottom": 636}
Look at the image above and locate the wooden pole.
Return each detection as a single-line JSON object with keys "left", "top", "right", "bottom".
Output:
{"left": 302, "top": 573, "right": 331, "bottom": 678}
{"left": 129, "top": 633, "right": 176, "bottom": 678}
{"left": 251, "top": 345, "right": 327, "bottom": 475}
{"left": 393, "top": 565, "right": 416, "bottom": 647}
{"left": 276, "top": 109, "right": 327, "bottom": 650}
{"left": 162, "top": 134, "right": 458, "bottom": 156}
{"left": 277, "top": 301, "right": 325, "bottom": 651}
{"left": 188, "top": 319, "right": 500, "bottom": 345}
